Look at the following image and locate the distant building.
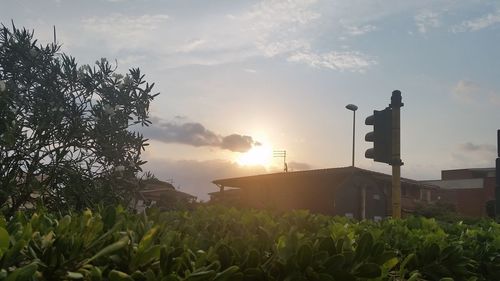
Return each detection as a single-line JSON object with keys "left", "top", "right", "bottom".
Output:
{"left": 422, "top": 168, "right": 496, "bottom": 217}
{"left": 211, "top": 166, "right": 440, "bottom": 220}
{"left": 135, "top": 179, "right": 196, "bottom": 212}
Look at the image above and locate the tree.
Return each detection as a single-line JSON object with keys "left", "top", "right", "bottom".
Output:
{"left": 0, "top": 24, "right": 158, "bottom": 215}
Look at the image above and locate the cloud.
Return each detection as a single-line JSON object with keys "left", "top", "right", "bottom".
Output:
{"left": 142, "top": 119, "right": 260, "bottom": 152}
{"left": 221, "top": 134, "right": 261, "bottom": 153}
{"left": 226, "top": 0, "right": 377, "bottom": 72}
{"left": 460, "top": 142, "right": 496, "bottom": 153}
{"left": 67, "top": 1, "right": 378, "bottom": 71}
{"left": 142, "top": 158, "right": 268, "bottom": 201}
{"left": 81, "top": 14, "right": 169, "bottom": 52}
{"left": 452, "top": 80, "right": 483, "bottom": 104}
{"left": 343, "top": 24, "right": 377, "bottom": 36}
{"left": 287, "top": 51, "right": 376, "bottom": 72}
{"left": 415, "top": 10, "right": 440, "bottom": 33}
{"left": 177, "top": 39, "right": 206, "bottom": 53}
{"left": 451, "top": 142, "right": 496, "bottom": 168}
{"left": 452, "top": 10, "right": 500, "bottom": 32}
{"left": 489, "top": 94, "right": 500, "bottom": 106}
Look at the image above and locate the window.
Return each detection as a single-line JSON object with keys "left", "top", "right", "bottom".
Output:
{"left": 373, "top": 194, "right": 380, "bottom": 200}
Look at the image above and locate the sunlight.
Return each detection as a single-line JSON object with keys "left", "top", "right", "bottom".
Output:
{"left": 236, "top": 143, "right": 273, "bottom": 168}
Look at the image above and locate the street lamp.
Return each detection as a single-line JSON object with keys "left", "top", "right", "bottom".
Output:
{"left": 345, "top": 104, "right": 358, "bottom": 166}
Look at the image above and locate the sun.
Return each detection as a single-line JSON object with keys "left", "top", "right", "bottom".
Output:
{"left": 236, "top": 144, "right": 273, "bottom": 167}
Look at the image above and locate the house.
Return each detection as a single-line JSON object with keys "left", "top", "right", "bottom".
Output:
{"left": 422, "top": 168, "right": 496, "bottom": 217}
{"left": 211, "top": 166, "right": 440, "bottom": 219}
{"left": 135, "top": 179, "right": 196, "bottom": 212}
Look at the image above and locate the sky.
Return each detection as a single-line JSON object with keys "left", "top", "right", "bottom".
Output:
{"left": 2, "top": 0, "right": 500, "bottom": 200}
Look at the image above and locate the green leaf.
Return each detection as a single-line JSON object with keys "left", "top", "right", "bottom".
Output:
{"left": 108, "top": 270, "right": 134, "bottom": 281}
{"left": 184, "top": 270, "right": 216, "bottom": 281}
{"left": 135, "top": 245, "right": 161, "bottom": 268}
{"left": 354, "top": 232, "right": 373, "bottom": 262}
{"left": 297, "top": 244, "right": 313, "bottom": 269}
{"left": 407, "top": 272, "right": 421, "bottom": 281}
{"left": 85, "top": 236, "right": 129, "bottom": 264}
{"left": 325, "top": 254, "right": 345, "bottom": 273}
{"left": 138, "top": 226, "right": 159, "bottom": 253}
{"left": 0, "top": 227, "right": 9, "bottom": 250}
{"left": 67, "top": 271, "right": 84, "bottom": 279}
{"left": 130, "top": 271, "right": 147, "bottom": 281}
{"left": 319, "top": 237, "right": 336, "bottom": 255}
{"left": 213, "top": 265, "right": 239, "bottom": 281}
{"left": 5, "top": 262, "right": 38, "bottom": 281}
{"left": 382, "top": 257, "right": 399, "bottom": 271}
{"left": 90, "top": 266, "right": 102, "bottom": 281}
{"left": 317, "top": 273, "right": 334, "bottom": 281}
{"left": 353, "top": 263, "right": 382, "bottom": 279}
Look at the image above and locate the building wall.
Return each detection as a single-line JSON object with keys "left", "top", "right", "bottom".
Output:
{"left": 213, "top": 170, "right": 438, "bottom": 219}
{"left": 234, "top": 175, "right": 389, "bottom": 219}
{"left": 442, "top": 169, "right": 475, "bottom": 180}
{"left": 363, "top": 185, "right": 387, "bottom": 220}
{"left": 426, "top": 169, "right": 496, "bottom": 217}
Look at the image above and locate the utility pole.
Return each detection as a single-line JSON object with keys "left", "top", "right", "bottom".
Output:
{"left": 273, "top": 150, "right": 287, "bottom": 172}
{"left": 390, "top": 90, "right": 403, "bottom": 218}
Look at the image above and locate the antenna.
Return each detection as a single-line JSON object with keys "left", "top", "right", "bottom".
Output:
{"left": 273, "top": 150, "right": 288, "bottom": 172}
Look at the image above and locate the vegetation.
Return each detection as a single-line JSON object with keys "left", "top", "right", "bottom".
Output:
{"left": 0, "top": 25, "right": 158, "bottom": 215}
{"left": 0, "top": 206, "right": 499, "bottom": 281}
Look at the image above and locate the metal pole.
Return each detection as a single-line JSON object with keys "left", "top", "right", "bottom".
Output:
{"left": 496, "top": 130, "right": 499, "bottom": 216}
{"left": 346, "top": 104, "right": 358, "bottom": 167}
{"left": 352, "top": 110, "right": 356, "bottom": 167}
{"left": 391, "top": 90, "right": 403, "bottom": 218}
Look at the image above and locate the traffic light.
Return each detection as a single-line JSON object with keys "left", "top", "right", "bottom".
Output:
{"left": 365, "top": 107, "right": 392, "bottom": 164}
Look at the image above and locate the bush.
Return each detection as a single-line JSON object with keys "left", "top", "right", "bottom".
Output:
{"left": 0, "top": 206, "right": 499, "bottom": 280}
{"left": 0, "top": 24, "right": 158, "bottom": 215}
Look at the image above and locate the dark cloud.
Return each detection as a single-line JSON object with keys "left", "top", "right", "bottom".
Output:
{"left": 142, "top": 119, "right": 260, "bottom": 152}
{"left": 143, "top": 158, "right": 267, "bottom": 201}
{"left": 459, "top": 142, "right": 495, "bottom": 153}
{"left": 221, "top": 134, "right": 261, "bottom": 153}
{"left": 451, "top": 142, "right": 496, "bottom": 168}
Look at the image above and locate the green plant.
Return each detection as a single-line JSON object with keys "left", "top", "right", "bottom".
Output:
{"left": 0, "top": 206, "right": 500, "bottom": 280}
{"left": 0, "top": 24, "right": 158, "bottom": 215}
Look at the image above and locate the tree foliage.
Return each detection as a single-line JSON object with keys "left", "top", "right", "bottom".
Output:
{"left": 0, "top": 24, "right": 158, "bottom": 215}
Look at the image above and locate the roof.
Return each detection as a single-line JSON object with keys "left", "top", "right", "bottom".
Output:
{"left": 140, "top": 188, "right": 195, "bottom": 200}
{"left": 422, "top": 178, "right": 484, "bottom": 190}
{"left": 208, "top": 189, "right": 241, "bottom": 196}
{"left": 140, "top": 179, "right": 195, "bottom": 200}
{"left": 142, "top": 178, "right": 176, "bottom": 190}
{"left": 212, "top": 166, "right": 438, "bottom": 189}
{"left": 443, "top": 167, "right": 495, "bottom": 172}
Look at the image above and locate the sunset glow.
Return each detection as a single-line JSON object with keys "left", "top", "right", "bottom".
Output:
{"left": 236, "top": 144, "right": 273, "bottom": 167}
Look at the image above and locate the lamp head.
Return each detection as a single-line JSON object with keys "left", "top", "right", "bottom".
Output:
{"left": 345, "top": 104, "right": 358, "bottom": 111}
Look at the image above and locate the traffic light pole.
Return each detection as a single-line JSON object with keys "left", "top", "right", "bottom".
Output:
{"left": 496, "top": 130, "right": 499, "bottom": 216}
{"left": 391, "top": 91, "right": 403, "bottom": 218}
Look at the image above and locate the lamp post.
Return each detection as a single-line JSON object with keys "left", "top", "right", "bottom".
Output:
{"left": 345, "top": 104, "right": 358, "bottom": 166}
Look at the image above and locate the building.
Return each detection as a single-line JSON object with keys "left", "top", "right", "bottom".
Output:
{"left": 422, "top": 168, "right": 496, "bottom": 217}
{"left": 211, "top": 166, "right": 439, "bottom": 219}
{"left": 135, "top": 179, "right": 196, "bottom": 212}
